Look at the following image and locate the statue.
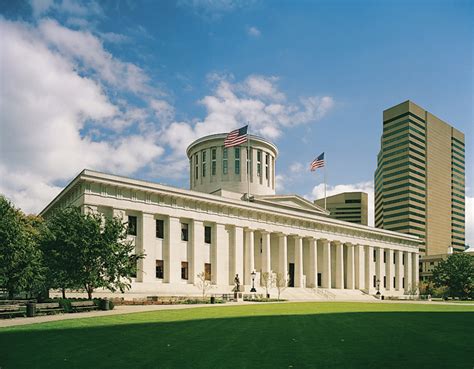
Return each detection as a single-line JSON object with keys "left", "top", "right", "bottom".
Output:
{"left": 233, "top": 274, "right": 241, "bottom": 292}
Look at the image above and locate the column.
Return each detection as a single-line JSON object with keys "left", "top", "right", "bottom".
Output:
{"left": 231, "top": 226, "right": 244, "bottom": 285}
{"left": 261, "top": 231, "right": 271, "bottom": 274}
{"left": 278, "top": 234, "right": 288, "bottom": 284}
{"left": 190, "top": 219, "right": 204, "bottom": 284}
{"left": 385, "top": 249, "right": 393, "bottom": 292}
{"left": 404, "top": 251, "right": 412, "bottom": 292}
{"left": 140, "top": 213, "right": 156, "bottom": 283}
{"left": 365, "top": 245, "right": 374, "bottom": 293}
{"left": 320, "top": 239, "right": 331, "bottom": 288}
{"left": 244, "top": 228, "right": 255, "bottom": 285}
{"left": 165, "top": 216, "right": 181, "bottom": 283}
{"left": 346, "top": 243, "right": 355, "bottom": 290}
{"left": 308, "top": 238, "right": 318, "bottom": 288}
{"left": 396, "top": 250, "right": 403, "bottom": 291}
{"left": 334, "top": 241, "right": 344, "bottom": 289}
{"left": 412, "top": 252, "right": 419, "bottom": 292}
{"left": 354, "top": 244, "right": 365, "bottom": 290}
{"left": 211, "top": 223, "right": 229, "bottom": 285}
{"left": 375, "top": 247, "right": 383, "bottom": 292}
{"left": 294, "top": 236, "right": 303, "bottom": 287}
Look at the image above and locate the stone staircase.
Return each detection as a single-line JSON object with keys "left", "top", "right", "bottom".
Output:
{"left": 277, "top": 288, "right": 377, "bottom": 301}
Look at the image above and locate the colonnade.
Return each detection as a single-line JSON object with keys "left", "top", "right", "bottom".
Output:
{"left": 116, "top": 210, "right": 419, "bottom": 295}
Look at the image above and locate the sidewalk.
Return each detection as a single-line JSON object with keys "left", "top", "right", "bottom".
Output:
{"left": 0, "top": 302, "right": 252, "bottom": 328}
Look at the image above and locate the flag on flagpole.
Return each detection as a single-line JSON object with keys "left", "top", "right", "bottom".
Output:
{"left": 310, "top": 152, "right": 325, "bottom": 171}
{"left": 224, "top": 125, "right": 248, "bottom": 148}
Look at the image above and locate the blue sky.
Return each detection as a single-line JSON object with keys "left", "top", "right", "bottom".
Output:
{"left": 0, "top": 0, "right": 472, "bottom": 243}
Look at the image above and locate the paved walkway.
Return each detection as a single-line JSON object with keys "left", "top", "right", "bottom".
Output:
{"left": 1, "top": 300, "right": 472, "bottom": 329}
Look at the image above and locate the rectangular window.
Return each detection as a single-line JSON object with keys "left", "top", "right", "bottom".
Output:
{"left": 403, "top": 254, "right": 405, "bottom": 265}
{"left": 402, "top": 277, "right": 405, "bottom": 289}
{"left": 181, "top": 262, "right": 189, "bottom": 280}
{"left": 373, "top": 249, "right": 376, "bottom": 262}
{"left": 393, "top": 254, "right": 396, "bottom": 264}
{"left": 223, "top": 147, "right": 228, "bottom": 174}
{"left": 384, "top": 251, "right": 386, "bottom": 263}
{"left": 384, "top": 276, "right": 387, "bottom": 288}
{"left": 373, "top": 275, "right": 376, "bottom": 288}
{"left": 156, "top": 260, "right": 164, "bottom": 279}
{"left": 181, "top": 223, "right": 189, "bottom": 241}
{"left": 265, "top": 153, "right": 269, "bottom": 179}
{"left": 204, "top": 263, "right": 211, "bottom": 281}
{"left": 127, "top": 215, "right": 137, "bottom": 236}
{"left": 204, "top": 226, "right": 212, "bottom": 244}
{"left": 211, "top": 148, "right": 217, "bottom": 175}
{"left": 246, "top": 148, "right": 252, "bottom": 174}
{"left": 202, "top": 151, "right": 207, "bottom": 177}
{"left": 257, "top": 150, "right": 262, "bottom": 176}
{"left": 393, "top": 277, "right": 396, "bottom": 288}
{"left": 194, "top": 154, "right": 199, "bottom": 179}
{"left": 156, "top": 219, "right": 164, "bottom": 239}
{"left": 234, "top": 147, "right": 240, "bottom": 174}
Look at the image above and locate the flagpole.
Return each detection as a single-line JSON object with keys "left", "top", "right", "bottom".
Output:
{"left": 324, "top": 153, "right": 327, "bottom": 210}
{"left": 247, "top": 124, "right": 251, "bottom": 202}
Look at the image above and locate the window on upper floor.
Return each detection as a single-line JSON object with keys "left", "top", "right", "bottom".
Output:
{"left": 211, "top": 147, "right": 217, "bottom": 175}
{"left": 127, "top": 215, "right": 137, "bottom": 236}
{"left": 235, "top": 147, "right": 240, "bottom": 174}
{"left": 156, "top": 219, "right": 164, "bottom": 239}
{"left": 194, "top": 154, "right": 199, "bottom": 180}
{"left": 223, "top": 147, "right": 228, "bottom": 175}
{"left": 181, "top": 223, "right": 189, "bottom": 241}
{"left": 202, "top": 150, "right": 207, "bottom": 177}
{"left": 204, "top": 226, "right": 212, "bottom": 244}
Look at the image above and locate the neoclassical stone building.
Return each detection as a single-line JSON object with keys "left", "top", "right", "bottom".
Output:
{"left": 40, "top": 134, "right": 421, "bottom": 297}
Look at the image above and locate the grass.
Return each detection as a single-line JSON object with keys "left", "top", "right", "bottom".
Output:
{"left": 1, "top": 302, "right": 473, "bottom": 369}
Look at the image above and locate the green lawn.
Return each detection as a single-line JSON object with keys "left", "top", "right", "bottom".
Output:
{"left": 1, "top": 302, "right": 473, "bottom": 369}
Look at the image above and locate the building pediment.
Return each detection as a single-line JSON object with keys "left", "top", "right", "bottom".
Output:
{"left": 253, "top": 195, "right": 330, "bottom": 216}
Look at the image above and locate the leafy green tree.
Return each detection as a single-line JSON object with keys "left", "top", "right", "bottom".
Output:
{"left": 43, "top": 207, "right": 143, "bottom": 299}
{"left": 432, "top": 253, "right": 474, "bottom": 299}
{"left": 0, "top": 195, "right": 46, "bottom": 299}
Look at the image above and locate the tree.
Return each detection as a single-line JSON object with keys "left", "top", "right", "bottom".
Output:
{"left": 0, "top": 195, "right": 46, "bottom": 299}
{"left": 275, "top": 272, "right": 287, "bottom": 301}
{"left": 195, "top": 272, "right": 213, "bottom": 297}
{"left": 260, "top": 272, "right": 275, "bottom": 298}
{"left": 42, "top": 207, "right": 143, "bottom": 299}
{"left": 432, "top": 253, "right": 474, "bottom": 299}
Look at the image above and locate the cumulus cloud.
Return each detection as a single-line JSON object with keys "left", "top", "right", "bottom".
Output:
{"left": 289, "top": 162, "right": 304, "bottom": 174}
{"left": 308, "top": 181, "right": 375, "bottom": 226}
{"left": 247, "top": 26, "right": 261, "bottom": 37}
{"left": 466, "top": 195, "right": 473, "bottom": 247}
{"left": 159, "top": 74, "right": 335, "bottom": 158}
{"left": 0, "top": 18, "right": 164, "bottom": 214}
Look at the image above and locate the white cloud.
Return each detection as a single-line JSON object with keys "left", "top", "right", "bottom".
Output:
{"left": 290, "top": 162, "right": 304, "bottom": 174}
{"left": 38, "top": 19, "right": 154, "bottom": 96}
{"left": 275, "top": 174, "right": 287, "bottom": 192}
{"left": 308, "top": 181, "right": 375, "bottom": 226}
{"left": 466, "top": 196, "right": 473, "bottom": 248}
{"left": 247, "top": 26, "right": 261, "bottom": 37}
{"left": 159, "top": 74, "right": 335, "bottom": 158}
{"left": 0, "top": 19, "right": 163, "bottom": 214}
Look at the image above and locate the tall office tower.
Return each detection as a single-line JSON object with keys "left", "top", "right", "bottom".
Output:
{"left": 315, "top": 192, "right": 368, "bottom": 225}
{"left": 375, "top": 101, "right": 465, "bottom": 255}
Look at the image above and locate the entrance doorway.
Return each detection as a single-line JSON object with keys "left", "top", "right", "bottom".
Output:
{"left": 288, "top": 263, "right": 295, "bottom": 287}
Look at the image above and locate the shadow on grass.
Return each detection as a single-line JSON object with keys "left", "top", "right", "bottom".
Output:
{"left": 0, "top": 311, "right": 473, "bottom": 369}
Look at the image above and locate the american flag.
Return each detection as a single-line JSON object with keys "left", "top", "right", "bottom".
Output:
{"left": 310, "top": 152, "right": 325, "bottom": 171}
{"left": 224, "top": 125, "right": 248, "bottom": 148}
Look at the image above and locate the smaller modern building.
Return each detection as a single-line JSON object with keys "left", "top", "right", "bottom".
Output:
{"left": 315, "top": 192, "right": 368, "bottom": 226}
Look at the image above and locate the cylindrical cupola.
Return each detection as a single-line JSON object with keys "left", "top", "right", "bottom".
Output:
{"left": 186, "top": 134, "right": 278, "bottom": 196}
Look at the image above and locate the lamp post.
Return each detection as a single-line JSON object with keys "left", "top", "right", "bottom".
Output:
{"left": 376, "top": 279, "right": 381, "bottom": 296}
{"left": 250, "top": 270, "right": 257, "bottom": 292}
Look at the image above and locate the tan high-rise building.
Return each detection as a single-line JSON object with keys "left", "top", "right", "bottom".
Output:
{"left": 375, "top": 100, "right": 465, "bottom": 255}
{"left": 315, "top": 192, "right": 368, "bottom": 225}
